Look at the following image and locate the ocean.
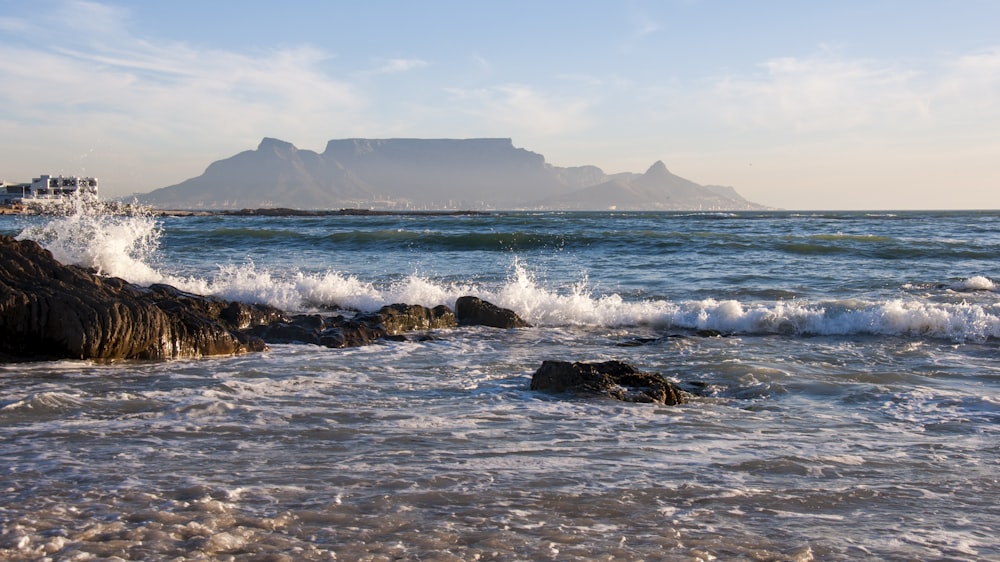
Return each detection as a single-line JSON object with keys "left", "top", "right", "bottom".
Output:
{"left": 2, "top": 207, "right": 999, "bottom": 560}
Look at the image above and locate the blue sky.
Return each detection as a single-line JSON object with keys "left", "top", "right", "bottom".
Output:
{"left": 1, "top": 0, "right": 998, "bottom": 209}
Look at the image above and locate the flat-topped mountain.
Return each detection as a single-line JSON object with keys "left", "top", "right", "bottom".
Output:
{"left": 137, "top": 137, "right": 766, "bottom": 211}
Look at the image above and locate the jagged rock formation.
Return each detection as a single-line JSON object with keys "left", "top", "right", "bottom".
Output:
{"left": 455, "top": 296, "right": 531, "bottom": 329}
{"left": 530, "top": 360, "right": 688, "bottom": 405}
{"left": 0, "top": 234, "right": 532, "bottom": 361}
{"left": 248, "top": 304, "right": 458, "bottom": 348}
{"left": 136, "top": 137, "right": 766, "bottom": 211}
{"left": 0, "top": 236, "right": 280, "bottom": 361}
{"left": 246, "top": 298, "right": 530, "bottom": 349}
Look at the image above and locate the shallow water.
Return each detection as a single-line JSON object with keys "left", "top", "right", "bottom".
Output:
{"left": 2, "top": 210, "right": 999, "bottom": 560}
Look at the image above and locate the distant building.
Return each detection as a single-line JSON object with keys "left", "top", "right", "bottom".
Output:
{"left": 1, "top": 174, "right": 99, "bottom": 205}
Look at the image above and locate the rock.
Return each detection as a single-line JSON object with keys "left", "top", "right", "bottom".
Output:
{"left": 145, "top": 283, "right": 286, "bottom": 331}
{"left": 0, "top": 235, "right": 276, "bottom": 361}
{"left": 357, "top": 303, "right": 457, "bottom": 335}
{"left": 246, "top": 318, "right": 324, "bottom": 345}
{"left": 247, "top": 304, "right": 456, "bottom": 349}
{"left": 455, "top": 296, "right": 530, "bottom": 329}
{"left": 530, "top": 360, "right": 687, "bottom": 405}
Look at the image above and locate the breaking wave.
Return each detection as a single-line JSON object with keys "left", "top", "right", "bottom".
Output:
{"left": 15, "top": 202, "right": 1000, "bottom": 342}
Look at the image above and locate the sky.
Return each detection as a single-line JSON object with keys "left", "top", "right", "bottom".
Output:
{"left": 1, "top": 0, "right": 998, "bottom": 210}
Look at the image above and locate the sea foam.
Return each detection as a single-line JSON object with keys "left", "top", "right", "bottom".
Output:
{"left": 17, "top": 198, "right": 164, "bottom": 285}
{"left": 17, "top": 204, "right": 1000, "bottom": 343}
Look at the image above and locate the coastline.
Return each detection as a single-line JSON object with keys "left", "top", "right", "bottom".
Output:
{"left": 153, "top": 207, "right": 492, "bottom": 217}
{"left": 0, "top": 202, "right": 490, "bottom": 217}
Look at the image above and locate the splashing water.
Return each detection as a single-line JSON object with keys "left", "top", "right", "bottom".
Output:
{"left": 16, "top": 197, "right": 164, "bottom": 285}
{"left": 14, "top": 203, "right": 1000, "bottom": 342}
{"left": 951, "top": 275, "right": 997, "bottom": 292}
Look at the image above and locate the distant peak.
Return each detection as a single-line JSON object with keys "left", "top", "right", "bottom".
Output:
{"left": 258, "top": 137, "right": 296, "bottom": 151}
{"left": 645, "top": 160, "right": 670, "bottom": 175}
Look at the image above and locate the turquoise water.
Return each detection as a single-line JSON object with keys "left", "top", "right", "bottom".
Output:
{"left": 1, "top": 209, "right": 999, "bottom": 560}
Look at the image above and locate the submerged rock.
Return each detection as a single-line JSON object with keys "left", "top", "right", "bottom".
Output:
{"left": 530, "top": 360, "right": 687, "bottom": 405}
{"left": 0, "top": 235, "right": 280, "bottom": 361}
{"left": 356, "top": 303, "right": 457, "bottom": 335}
{"left": 248, "top": 303, "right": 457, "bottom": 348}
{"left": 455, "top": 296, "right": 531, "bottom": 329}
{"left": 248, "top": 297, "right": 526, "bottom": 349}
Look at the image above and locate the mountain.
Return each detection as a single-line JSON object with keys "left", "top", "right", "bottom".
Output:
{"left": 532, "top": 161, "right": 760, "bottom": 210}
{"left": 137, "top": 137, "right": 766, "bottom": 211}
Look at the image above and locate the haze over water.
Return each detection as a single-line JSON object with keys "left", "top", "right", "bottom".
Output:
{"left": 2, "top": 208, "right": 999, "bottom": 560}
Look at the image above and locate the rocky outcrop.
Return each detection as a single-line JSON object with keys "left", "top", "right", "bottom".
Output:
{"left": 0, "top": 236, "right": 279, "bottom": 361}
{"left": 247, "top": 299, "right": 530, "bottom": 348}
{"left": 530, "top": 360, "right": 687, "bottom": 405}
{"left": 358, "top": 303, "right": 457, "bottom": 335}
{"left": 0, "top": 234, "right": 534, "bottom": 360}
{"left": 248, "top": 303, "right": 458, "bottom": 348}
{"left": 455, "top": 296, "right": 531, "bottom": 329}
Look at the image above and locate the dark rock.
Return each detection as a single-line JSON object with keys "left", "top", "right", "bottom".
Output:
{"left": 615, "top": 337, "right": 662, "bottom": 347}
{"left": 455, "top": 296, "right": 530, "bottom": 329}
{"left": 247, "top": 321, "right": 322, "bottom": 345}
{"left": 145, "top": 283, "right": 285, "bottom": 332}
{"left": 530, "top": 360, "right": 687, "bottom": 405}
{"left": 320, "top": 320, "right": 387, "bottom": 348}
{"left": 357, "top": 303, "right": 457, "bottom": 335}
{"left": 247, "top": 304, "right": 456, "bottom": 349}
{"left": 0, "top": 235, "right": 277, "bottom": 361}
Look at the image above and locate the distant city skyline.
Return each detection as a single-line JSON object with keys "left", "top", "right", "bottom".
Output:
{"left": 1, "top": 0, "right": 998, "bottom": 209}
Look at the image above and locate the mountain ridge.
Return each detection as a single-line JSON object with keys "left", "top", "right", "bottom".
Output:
{"left": 136, "top": 137, "right": 767, "bottom": 211}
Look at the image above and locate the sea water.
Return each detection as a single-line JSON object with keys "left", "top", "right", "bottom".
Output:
{"left": 1, "top": 208, "right": 999, "bottom": 560}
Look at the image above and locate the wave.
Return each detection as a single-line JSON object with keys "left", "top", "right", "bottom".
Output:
{"left": 206, "top": 227, "right": 308, "bottom": 241}
{"left": 950, "top": 275, "right": 997, "bottom": 292}
{"left": 16, "top": 200, "right": 164, "bottom": 285}
{"left": 322, "top": 230, "right": 578, "bottom": 251}
{"left": 163, "top": 218, "right": 1000, "bottom": 262}
{"left": 16, "top": 204, "right": 1000, "bottom": 343}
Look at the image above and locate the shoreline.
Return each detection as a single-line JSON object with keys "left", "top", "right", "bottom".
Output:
{"left": 0, "top": 202, "right": 491, "bottom": 217}
{"left": 153, "top": 207, "right": 492, "bottom": 217}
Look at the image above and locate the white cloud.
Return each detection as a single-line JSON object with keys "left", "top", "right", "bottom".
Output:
{"left": 0, "top": 16, "right": 29, "bottom": 32}
{"left": 934, "top": 47, "right": 1000, "bottom": 119}
{"left": 446, "top": 85, "right": 594, "bottom": 137}
{"left": 471, "top": 54, "right": 492, "bottom": 72}
{"left": 706, "top": 52, "right": 929, "bottom": 133}
{"left": 53, "top": 0, "right": 128, "bottom": 35}
{"left": 374, "top": 58, "right": 429, "bottom": 74}
{"left": 698, "top": 46, "right": 1000, "bottom": 142}
{"left": 621, "top": 1, "right": 661, "bottom": 52}
{"left": 0, "top": 1, "right": 365, "bottom": 192}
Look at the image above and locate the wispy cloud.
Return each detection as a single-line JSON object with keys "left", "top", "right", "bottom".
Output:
{"left": 446, "top": 85, "right": 594, "bottom": 137}
{"left": 621, "top": 1, "right": 661, "bottom": 52}
{"left": 0, "top": 3, "right": 364, "bottom": 149}
{"left": 471, "top": 54, "right": 492, "bottom": 72}
{"left": 697, "top": 45, "right": 1000, "bottom": 144}
{"left": 0, "top": 16, "right": 29, "bottom": 32}
{"left": 704, "top": 51, "right": 931, "bottom": 134}
{"left": 0, "top": 1, "right": 369, "bottom": 191}
{"left": 936, "top": 47, "right": 1000, "bottom": 118}
{"left": 373, "top": 58, "right": 429, "bottom": 74}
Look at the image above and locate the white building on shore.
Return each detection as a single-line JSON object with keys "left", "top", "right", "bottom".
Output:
{"left": 1, "top": 174, "right": 99, "bottom": 206}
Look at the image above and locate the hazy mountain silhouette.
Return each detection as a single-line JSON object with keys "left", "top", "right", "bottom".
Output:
{"left": 532, "top": 161, "right": 759, "bottom": 210}
{"left": 137, "top": 137, "right": 766, "bottom": 210}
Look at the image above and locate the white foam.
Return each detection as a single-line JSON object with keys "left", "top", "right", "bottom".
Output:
{"left": 951, "top": 275, "right": 997, "bottom": 292}
{"left": 17, "top": 198, "right": 163, "bottom": 284}
{"left": 17, "top": 204, "right": 1000, "bottom": 342}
